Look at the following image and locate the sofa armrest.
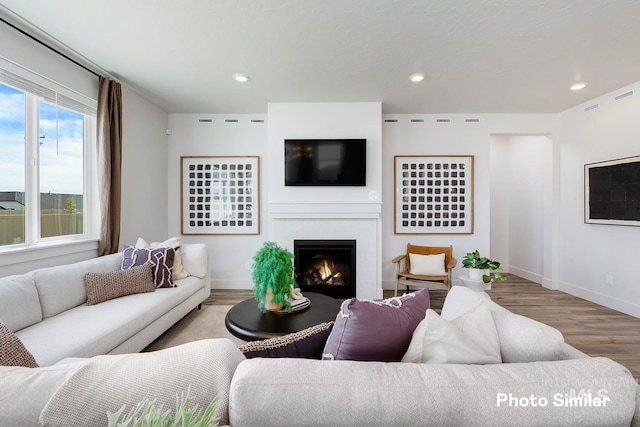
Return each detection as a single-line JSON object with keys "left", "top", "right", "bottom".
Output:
{"left": 0, "top": 361, "right": 86, "bottom": 426}
{"left": 40, "top": 339, "right": 244, "bottom": 427}
{"left": 558, "top": 342, "right": 589, "bottom": 359}
{"left": 229, "top": 357, "right": 637, "bottom": 427}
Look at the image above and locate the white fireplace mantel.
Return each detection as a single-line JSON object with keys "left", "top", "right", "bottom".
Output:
{"left": 268, "top": 202, "right": 381, "bottom": 219}
{"left": 267, "top": 201, "right": 382, "bottom": 300}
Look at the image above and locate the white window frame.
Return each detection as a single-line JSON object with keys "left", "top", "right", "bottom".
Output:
{"left": 0, "top": 57, "right": 99, "bottom": 252}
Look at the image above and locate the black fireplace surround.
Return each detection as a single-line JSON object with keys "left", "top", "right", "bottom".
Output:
{"left": 293, "top": 239, "right": 356, "bottom": 299}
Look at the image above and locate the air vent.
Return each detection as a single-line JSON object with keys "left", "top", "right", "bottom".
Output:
{"left": 465, "top": 118, "right": 480, "bottom": 123}
{"left": 614, "top": 91, "right": 633, "bottom": 101}
{"left": 198, "top": 118, "right": 212, "bottom": 123}
{"left": 384, "top": 119, "right": 398, "bottom": 123}
{"left": 584, "top": 104, "right": 599, "bottom": 112}
{"left": 251, "top": 119, "right": 265, "bottom": 123}
{"left": 410, "top": 119, "right": 424, "bottom": 123}
{"left": 436, "top": 119, "right": 450, "bottom": 123}
{"left": 225, "top": 119, "right": 239, "bottom": 123}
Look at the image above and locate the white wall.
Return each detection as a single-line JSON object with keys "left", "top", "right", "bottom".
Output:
{"left": 266, "top": 102, "right": 383, "bottom": 299}
{"left": 491, "top": 135, "right": 551, "bottom": 284}
{"left": 166, "top": 114, "right": 268, "bottom": 289}
{"left": 0, "top": 19, "right": 96, "bottom": 101}
{"left": 266, "top": 102, "right": 383, "bottom": 205}
{"left": 556, "top": 81, "right": 640, "bottom": 317}
{"left": 381, "top": 114, "right": 555, "bottom": 289}
{"left": 119, "top": 86, "right": 170, "bottom": 246}
{"left": 489, "top": 135, "right": 510, "bottom": 270}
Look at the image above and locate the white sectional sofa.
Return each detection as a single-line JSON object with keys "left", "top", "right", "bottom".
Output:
{"left": 0, "top": 243, "right": 209, "bottom": 367}
{"left": 1, "top": 278, "right": 638, "bottom": 426}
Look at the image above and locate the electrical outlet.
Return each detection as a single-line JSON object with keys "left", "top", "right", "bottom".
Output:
{"left": 606, "top": 274, "right": 614, "bottom": 287}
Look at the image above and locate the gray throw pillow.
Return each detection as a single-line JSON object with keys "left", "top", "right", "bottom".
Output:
{"left": 84, "top": 263, "right": 155, "bottom": 305}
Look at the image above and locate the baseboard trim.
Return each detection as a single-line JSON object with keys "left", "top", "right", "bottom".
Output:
{"left": 210, "top": 279, "right": 253, "bottom": 290}
{"left": 507, "top": 266, "right": 542, "bottom": 285}
{"left": 558, "top": 281, "right": 640, "bottom": 319}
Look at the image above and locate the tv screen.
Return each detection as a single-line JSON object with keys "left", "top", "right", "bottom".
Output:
{"left": 284, "top": 139, "right": 366, "bottom": 186}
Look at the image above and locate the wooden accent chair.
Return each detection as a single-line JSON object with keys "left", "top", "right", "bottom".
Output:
{"left": 392, "top": 244, "right": 457, "bottom": 296}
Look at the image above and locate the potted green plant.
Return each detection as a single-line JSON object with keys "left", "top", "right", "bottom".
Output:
{"left": 461, "top": 250, "right": 507, "bottom": 284}
{"left": 252, "top": 241, "right": 296, "bottom": 313}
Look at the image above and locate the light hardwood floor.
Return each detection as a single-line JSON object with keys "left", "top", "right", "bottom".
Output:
{"left": 210, "top": 275, "right": 640, "bottom": 378}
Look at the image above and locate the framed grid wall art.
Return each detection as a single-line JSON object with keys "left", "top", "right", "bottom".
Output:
{"left": 394, "top": 155, "right": 474, "bottom": 234}
{"left": 181, "top": 156, "right": 259, "bottom": 235}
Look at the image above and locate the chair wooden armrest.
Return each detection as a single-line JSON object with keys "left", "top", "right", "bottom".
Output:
{"left": 447, "top": 257, "right": 458, "bottom": 270}
{"left": 391, "top": 254, "right": 406, "bottom": 264}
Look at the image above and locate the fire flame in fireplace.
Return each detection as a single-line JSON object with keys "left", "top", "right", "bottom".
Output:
{"left": 318, "top": 260, "right": 340, "bottom": 282}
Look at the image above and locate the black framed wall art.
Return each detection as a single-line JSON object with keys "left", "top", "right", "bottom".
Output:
{"left": 181, "top": 156, "right": 260, "bottom": 235}
{"left": 394, "top": 155, "right": 474, "bottom": 234}
{"left": 585, "top": 155, "right": 640, "bottom": 226}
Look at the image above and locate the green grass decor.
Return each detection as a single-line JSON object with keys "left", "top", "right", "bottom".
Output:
{"left": 107, "top": 391, "right": 219, "bottom": 427}
{"left": 252, "top": 241, "right": 296, "bottom": 313}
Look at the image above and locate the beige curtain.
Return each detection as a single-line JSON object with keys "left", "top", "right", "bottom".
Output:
{"left": 97, "top": 77, "right": 122, "bottom": 256}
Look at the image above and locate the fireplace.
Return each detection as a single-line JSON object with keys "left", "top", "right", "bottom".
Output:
{"left": 294, "top": 239, "right": 356, "bottom": 299}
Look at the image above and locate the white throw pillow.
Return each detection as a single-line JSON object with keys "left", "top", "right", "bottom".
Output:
{"left": 135, "top": 237, "right": 190, "bottom": 280}
{"left": 408, "top": 253, "right": 447, "bottom": 276}
{"left": 402, "top": 305, "right": 501, "bottom": 364}
{"left": 441, "top": 286, "right": 565, "bottom": 363}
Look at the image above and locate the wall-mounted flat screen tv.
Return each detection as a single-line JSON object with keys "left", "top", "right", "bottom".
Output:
{"left": 284, "top": 139, "right": 366, "bottom": 186}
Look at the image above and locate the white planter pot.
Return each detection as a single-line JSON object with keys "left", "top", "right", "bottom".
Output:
{"left": 468, "top": 268, "right": 485, "bottom": 281}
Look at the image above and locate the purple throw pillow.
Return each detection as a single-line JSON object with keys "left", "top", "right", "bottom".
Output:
{"left": 121, "top": 246, "right": 176, "bottom": 288}
{"left": 322, "top": 289, "right": 430, "bottom": 362}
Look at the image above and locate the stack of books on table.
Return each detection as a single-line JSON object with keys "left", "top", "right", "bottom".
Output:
{"left": 284, "top": 296, "right": 310, "bottom": 312}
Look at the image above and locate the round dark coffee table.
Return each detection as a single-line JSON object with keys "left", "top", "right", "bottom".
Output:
{"left": 225, "top": 292, "right": 342, "bottom": 341}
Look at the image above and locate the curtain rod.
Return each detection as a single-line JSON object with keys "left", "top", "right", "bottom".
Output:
{"left": 0, "top": 15, "right": 101, "bottom": 79}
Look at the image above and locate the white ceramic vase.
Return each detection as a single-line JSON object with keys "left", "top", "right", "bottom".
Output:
{"left": 468, "top": 268, "right": 485, "bottom": 281}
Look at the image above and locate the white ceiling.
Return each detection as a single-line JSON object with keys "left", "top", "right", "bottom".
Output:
{"left": 2, "top": 0, "right": 640, "bottom": 114}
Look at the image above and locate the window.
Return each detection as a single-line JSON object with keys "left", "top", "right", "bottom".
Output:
{"left": 0, "top": 66, "right": 96, "bottom": 248}
{"left": 0, "top": 84, "right": 25, "bottom": 245}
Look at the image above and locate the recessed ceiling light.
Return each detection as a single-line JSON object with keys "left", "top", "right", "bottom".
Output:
{"left": 409, "top": 73, "right": 426, "bottom": 83}
{"left": 569, "top": 82, "right": 587, "bottom": 91}
{"left": 233, "top": 73, "right": 249, "bottom": 83}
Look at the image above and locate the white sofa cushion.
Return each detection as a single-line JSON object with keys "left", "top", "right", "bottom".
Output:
{"left": 181, "top": 243, "right": 208, "bottom": 279}
{"left": 17, "top": 277, "right": 203, "bottom": 366}
{"left": 0, "top": 275, "right": 42, "bottom": 331}
{"left": 30, "top": 253, "right": 122, "bottom": 318}
{"left": 40, "top": 339, "right": 245, "bottom": 427}
{"left": 229, "top": 357, "right": 637, "bottom": 427}
{"left": 402, "top": 305, "right": 501, "bottom": 364}
{"left": 441, "top": 285, "right": 565, "bottom": 363}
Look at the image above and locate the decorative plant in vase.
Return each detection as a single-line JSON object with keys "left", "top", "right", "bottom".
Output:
{"left": 461, "top": 250, "right": 507, "bottom": 284}
{"left": 252, "top": 241, "right": 296, "bottom": 313}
